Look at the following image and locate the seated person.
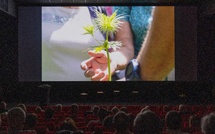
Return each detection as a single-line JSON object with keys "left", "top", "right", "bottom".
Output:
{"left": 201, "top": 112, "right": 215, "bottom": 134}
{"left": 7, "top": 107, "right": 26, "bottom": 134}
{"left": 188, "top": 115, "right": 201, "bottom": 133}
{"left": 165, "top": 110, "right": 189, "bottom": 134}
{"left": 134, "top": 110, "right": 163, "bottom": 134}
{"left": 0, "top": 101, "right": 8, "bottom": 114}
{"left": 44, "top": 107, "right": 55, "bottom": 122}
{"left": 70, "top": 103, "right": 79, "bottom": 122}
{"left": 57, "top": 117, "right": 83, "bottom": 134}
{"left": 87, "top": 108, "right": 109, "bottom": 132}
{"left": 112, "top": 111, "right": 133, "bottom": 134}
{"left": 23, "top": 113, "right": 38, "bottom": 133}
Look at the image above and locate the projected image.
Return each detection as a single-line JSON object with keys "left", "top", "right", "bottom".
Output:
{"left": 42, "top": 6, "right": 175, "bottom": 81}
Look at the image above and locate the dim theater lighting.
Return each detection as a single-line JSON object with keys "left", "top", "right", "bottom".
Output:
{"left": 80, "top": 93, "right": 88, "bottom": 96}
{"left": 132, "top": 91, "right": 139, "bottom": 94}
{"left": 113, "top": 90, "right": 120, "bottom": 93}
{"left": 97, "top": 91, "right": 104, "bottom": 94}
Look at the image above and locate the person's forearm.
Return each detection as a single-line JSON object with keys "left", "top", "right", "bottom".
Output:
{"left": 110, "top": 21, "right": 134, "bottom": 70}
{"left": 137, "top": 6, "right": 175, "bottom": 80}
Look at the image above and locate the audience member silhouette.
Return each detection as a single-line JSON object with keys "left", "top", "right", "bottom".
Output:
{"left": 103, "top": 115, "right": 113, "bottom": 131}
{"left": 103, "top": 106, "right": 119, "bottom": 130}
{"left": 201, "top": 112, "right": 215, "bottom": 134}
{"left": 178, "top": 104, "right": 192, "bottom": 115}
{"left": 57, "top": 117, "right": 84, "bottom": 134}
{"left": 112, "top": 111, "right": 133, "bottom": 134}
{"left": 17, "top": 103, "right": 27, "bottom": 113}
{"left": 7, "top": 107, "right": 26, "bottom": 134}
{"left": 0, "top": 101, "right": 7, "bottom": 114}
{"left": 159, "top": 105, "right": 171, "bottom": 120}
{"left": 119, "top": 107, "right": 128, "bottom": 114}
{"left": 165, "top": 110, "right": 188, "bottom": 134}
{"left": 44, "top": 107, "right": 55, "bottom": 122}
{"left": 140, "top": 106, "right": 150, "bottom": 113}
{"left": 55, "top": 104, "right": 63, "bottom": 112}
{"left": 111, "top": 106, "right": 119, "bottom": 115}
{"left": 163, "top": 105, "right": 171, "bottom": 113}
{"left": 23, "top": 113, "right": 38, "bottom": 133}
{"left": 133, "top": 110, "right": 162, "bottom": 134}
{"left": 35, "top": 106, "right": 45, "bottom": 114}
{"left": 85, "top": 105, "right": 100, "bottom": 121}
{"left": 92, "top": 105, "right": 100, "bottom": 117}
{"left": 70, "top": 103, "right": 79, "bottom": 122}
{"left": 0, "top": 116, "right": 7, "bottom": 134}
{"left": 87, "top": 108, "right": 109, "bottom": 132}
{"left": 188, "top": 115, "right": 201, "bottom": 133}
{"left": 55, "top": 103, "right": 65, "bottom": 116}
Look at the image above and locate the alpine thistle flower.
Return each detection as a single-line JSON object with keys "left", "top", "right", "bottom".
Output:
{"left": 94, "top": 10, "right": 124, "bottom": 34}
{"left": 83, "top": 9, "right": 124, "bottom": 81}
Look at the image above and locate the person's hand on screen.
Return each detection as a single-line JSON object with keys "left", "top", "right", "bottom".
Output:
{"left": 80, "top": 50, "right": 117, "bottom": 81}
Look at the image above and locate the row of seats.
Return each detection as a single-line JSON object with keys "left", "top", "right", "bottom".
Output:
{"left": 1, "top": 103, "right": 213, "bottom": 134}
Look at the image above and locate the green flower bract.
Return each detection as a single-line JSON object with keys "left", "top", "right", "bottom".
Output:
{"left": 83, "top": 25, "right": 95, "bottom": 35}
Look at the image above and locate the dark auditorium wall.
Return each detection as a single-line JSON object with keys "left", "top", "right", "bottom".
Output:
{"left": 0, "top": 10, "right": 18, "bottom": 101}
{"left": 0, "top": 10, "right": 18, "bottom": 83}
{"left": 198, "top": 1, "right": 215, "bottom": 82}
{"left": 175, "top": 6, "right": 198, "bottom": 81}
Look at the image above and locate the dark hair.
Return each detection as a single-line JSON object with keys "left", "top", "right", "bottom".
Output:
{"left": 120, "top": 107, "right": 128, "bottom": 113}
{"left": 59, "top": 117, "right": 77, "bottom": 131}
{"left": 140, "top": 106, "right": 150, "bottom": 113}
{"left": 189, "top": 115, "right": 201, "bottom": 128}
{"left": 25, "top": 113, "right": 38, "bottom": 129}
{"left": 111, "top": 106, "right": 119, "bottom": 115}
{"left": 103, "top": 115, "right": 113, "bottom": 128}
{"left": 0, "top": 101, "right": 7, "bottom": 110}
{"left": 35, "top": 106, "right": 44, "bottom": 113}
{"left": 45, "top": 107, "right": 55, "bottom": 120}
{"left": 92, "top": 105, "right": 100, "bottom": 116}
{"left": 134, "top": 110, "right": 162, "bottom": 134}
{"left": 0, "top": 101, "right": 7, "bottom": 113}
{"left": 165, "top": 110, "right": 182, "bottom": 130}
{"left": 163, "top": 105, "right": 171, "bottom": 113}
{"left": 55, "top": 104, "right": 63, "bottom": 112}
{"left": 97, "top": 108, "right": 108, "bottom": 121}
{"left": 201, "top": 112, "right": 215, "bottom": 134}
{"left": 7, "top": 107, "right": 26, "bottom": 129}
{"left": 113, "top": 111, "right": 130, "bottom": 132}
{"left": 17, "top": 103, "right": 27, "bottom": 112}
{"left": 179, "top": 104, "right": 187, "bottom": 112}
{"left": 71, "top": 103, "right": 79, "bottom": 114}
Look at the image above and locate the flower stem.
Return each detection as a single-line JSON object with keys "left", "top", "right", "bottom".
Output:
{"left": 106, "top": 48, "right": 111, "bottom": 81}
{"left": 105, "top": 32, "right": 111, "bottom": 81}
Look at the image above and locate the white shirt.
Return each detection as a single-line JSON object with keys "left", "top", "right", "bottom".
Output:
{"left": 42, "top": 6, "right": 105, "bottom": 81}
